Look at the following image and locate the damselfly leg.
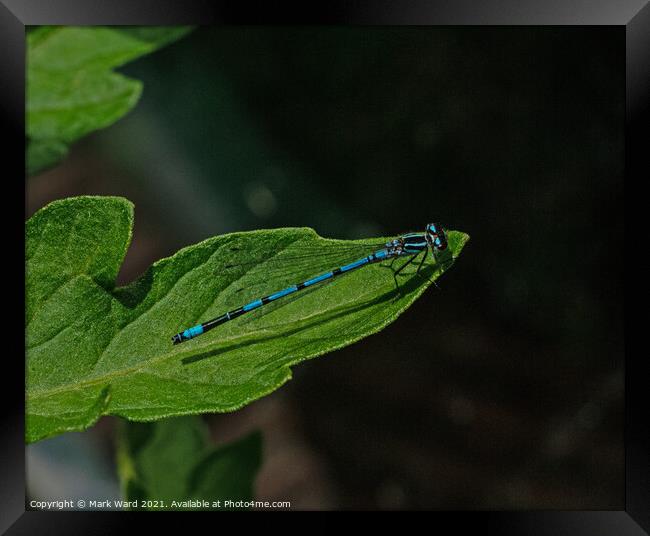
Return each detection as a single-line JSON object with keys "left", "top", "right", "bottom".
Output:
{"left": 390, "top": 250, "right": 424, "bottom": 296}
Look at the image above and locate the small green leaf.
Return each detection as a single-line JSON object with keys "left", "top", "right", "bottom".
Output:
{"left": 116, "top": 416, "right": 262, "bottom": 510}
{"left": 26, "top": 26, "right": 193, "bottom": 175}
{"left": 26, "top": 196, "right": 469, "bottom": 443}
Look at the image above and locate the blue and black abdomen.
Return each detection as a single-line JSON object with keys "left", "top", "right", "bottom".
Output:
{"left": 171, "top": 248, "right": 391, "bottom": 344}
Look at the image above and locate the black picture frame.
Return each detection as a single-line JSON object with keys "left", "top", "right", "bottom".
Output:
{"left": 3, "top": 0, "right": 646, "bottom": 531}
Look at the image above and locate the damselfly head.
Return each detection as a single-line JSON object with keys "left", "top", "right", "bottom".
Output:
{"left": 425, "top": 222, "right": 448, "bottom": 252}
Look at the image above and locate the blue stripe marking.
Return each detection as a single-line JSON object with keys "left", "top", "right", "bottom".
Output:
{"left": 304, "top": 272, "right": 333, "bottom": 287}
{"left": 404, "top": 241, "right": 427, "bottom": 253}
{"left": 341, "top": 257, "right": 369, "bottom": 272}
{"left": 374, "top": 249, "right": 388, "bottom": 260}
{"left": 183, "top": 325, "right": 204, "bottom": 339}
{"left": 243, "top": 299, "right": 263, "bottom": 311}
{"left": 268, "top": 286, "right": 297, "bottom": 301}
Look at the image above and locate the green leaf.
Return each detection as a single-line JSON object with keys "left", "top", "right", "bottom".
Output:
{"left": 26, "top": 26, "right": 193, "bottom": 175}
{"left": 26, "top": 196, "right": 469, "bottom": 443}
{"left": 116, "top": 416, "right": 262, "bottom": 510}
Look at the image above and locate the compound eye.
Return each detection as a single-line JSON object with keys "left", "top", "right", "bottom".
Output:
{"left": 434, "top": 237, "right": 448, "bottom": 250}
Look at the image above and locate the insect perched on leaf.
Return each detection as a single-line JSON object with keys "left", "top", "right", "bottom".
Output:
{"left": 172, "top": 223, "right": 449, "bottom": 344}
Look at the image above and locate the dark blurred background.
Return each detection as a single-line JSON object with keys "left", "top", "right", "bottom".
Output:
{"left": 26, "top": 26, "right": 624, "bottom": 509}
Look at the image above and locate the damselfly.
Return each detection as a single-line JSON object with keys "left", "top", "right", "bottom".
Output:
{"left": 172, "top": 223, "right": 448, "bottom": 344}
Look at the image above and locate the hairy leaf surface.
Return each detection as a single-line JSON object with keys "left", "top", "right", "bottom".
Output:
{"left": 26, "top": 196, "right": 469, "bottom": 442}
